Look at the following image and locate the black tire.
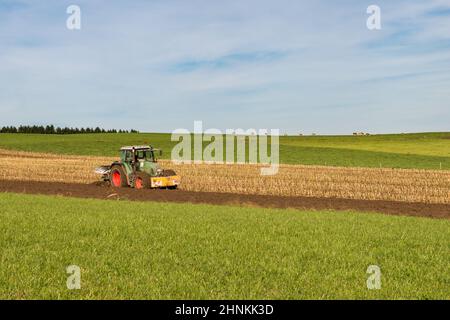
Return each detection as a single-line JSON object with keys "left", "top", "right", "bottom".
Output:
{"left": 110, "top": 165, "right": 128, "bottom": 188}
{"left": 134, "top": 172, "right": 151, "bottom": 189}
{"left": 168, "top": 185, "right": 178, "bottom": 190}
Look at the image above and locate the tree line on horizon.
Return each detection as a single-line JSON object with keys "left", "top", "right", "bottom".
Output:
{"left": 0, "top": 125, "right": 139, "bottom": 134}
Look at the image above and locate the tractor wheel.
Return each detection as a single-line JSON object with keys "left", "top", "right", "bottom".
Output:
{"left": 134, "top": 172, "right": 151, "bottom": 189}
{"left": 110, "top": 165, "right": 128, "bottom": 188}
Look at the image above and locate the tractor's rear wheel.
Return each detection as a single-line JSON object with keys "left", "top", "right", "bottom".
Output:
{"left": 110, "top": 165, "right": 128, "bottom": 188}
{"left": 134, "top": 172, "right": 151, "bottom": 189}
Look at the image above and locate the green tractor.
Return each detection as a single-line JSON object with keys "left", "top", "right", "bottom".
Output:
{"left": 95, "top": 146, "right": 180, "bottom": 189}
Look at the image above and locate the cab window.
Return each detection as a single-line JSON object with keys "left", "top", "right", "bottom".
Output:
{"left": 136, "top": 150, "right": 145, "bottom": 159}
{"left": 136, "top": 150, "right": 153, "bottom": 161}
{"left": 125, "top": 151, "right": 133, "bottom": 162}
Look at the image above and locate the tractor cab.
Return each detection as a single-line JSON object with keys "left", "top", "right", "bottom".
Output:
{"left": 119, "top": 146, "right": 162, "bottom": 176}
{"left": 120, "top": 146, "right": 161, "bottom": 163}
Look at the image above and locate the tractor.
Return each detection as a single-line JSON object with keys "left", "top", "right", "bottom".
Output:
{"left": 95, "top": 146, "right": 180, "bottom": 189}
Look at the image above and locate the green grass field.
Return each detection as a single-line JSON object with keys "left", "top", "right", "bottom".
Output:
{"left": 0, "top": 193, "right": 448, "bottom": 300}
{"left": 1, "top": 132, "right": 449, "bottom": 169}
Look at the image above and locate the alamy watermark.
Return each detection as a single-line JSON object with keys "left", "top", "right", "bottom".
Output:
{"left": 64, "top": 5, "right": 380, "bottom": 33}
{"left": 66, "top": 5, "right": 81, "bottom": 30}
{"left": 171, "top": 121, "right": 279, "bottom": 175}
{"left": 66, "top": 265, "right": 81, "bottom": 290}
{"left": 367, "top": 5, "right": 381, "bottom": 30}
{"left": 366, "top": 265, "right": 381, "bottom": 290}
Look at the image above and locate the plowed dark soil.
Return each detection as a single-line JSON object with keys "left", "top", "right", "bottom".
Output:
{"left": 0, "top": 180, "right": 449, "bottom": 219}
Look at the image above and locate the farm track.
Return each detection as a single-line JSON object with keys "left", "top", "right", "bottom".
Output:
{"left": 0, "top": 180, "right": 449, "bottom": 219}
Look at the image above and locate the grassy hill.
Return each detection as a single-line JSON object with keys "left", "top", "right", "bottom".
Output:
{"left": 1, "top": 193, "right": 448, "bottom": 299}
{"left": 0, "top": 132, "right": 449, "bottom": 169}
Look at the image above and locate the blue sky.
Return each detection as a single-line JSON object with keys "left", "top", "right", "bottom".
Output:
{"left": 0, "top": 0, "right": 449, "bottom": 134}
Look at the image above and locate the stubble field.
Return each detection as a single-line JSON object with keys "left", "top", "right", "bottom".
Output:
{"left": 0, "top": 148, "right": 448, "bottom": 205}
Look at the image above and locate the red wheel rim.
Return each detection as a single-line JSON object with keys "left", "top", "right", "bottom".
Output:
{"left": 112, "top": 171, "right": 121, "bottom": 187}
{"left": 135, "top": 178, "right": 143, "bottom": 189}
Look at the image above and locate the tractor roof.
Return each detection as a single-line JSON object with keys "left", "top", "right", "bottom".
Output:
{"left": 120, "top": 145, "right": 151, "bottom": 151}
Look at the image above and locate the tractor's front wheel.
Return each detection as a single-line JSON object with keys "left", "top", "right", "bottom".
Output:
{"left": 110, "top": 165, "right": 128, "bottom": 188}
{"left": 134, "top": 172, "right": 151, "bottom": 189}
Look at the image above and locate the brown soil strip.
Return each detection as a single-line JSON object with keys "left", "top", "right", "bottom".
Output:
{"left": 0, "top": 180, "right": 449, "bottom": 219}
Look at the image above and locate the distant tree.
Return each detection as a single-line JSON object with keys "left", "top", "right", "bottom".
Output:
{"left": 0, "top": 125, "right": 135, "bottom": 134}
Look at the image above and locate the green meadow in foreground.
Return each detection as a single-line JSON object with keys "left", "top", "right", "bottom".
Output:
{"left": 0, "top": 132, "right": 449, "bottom": 169}
{"left": 0, "top": 193, "right": 448, "bottom": 299}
